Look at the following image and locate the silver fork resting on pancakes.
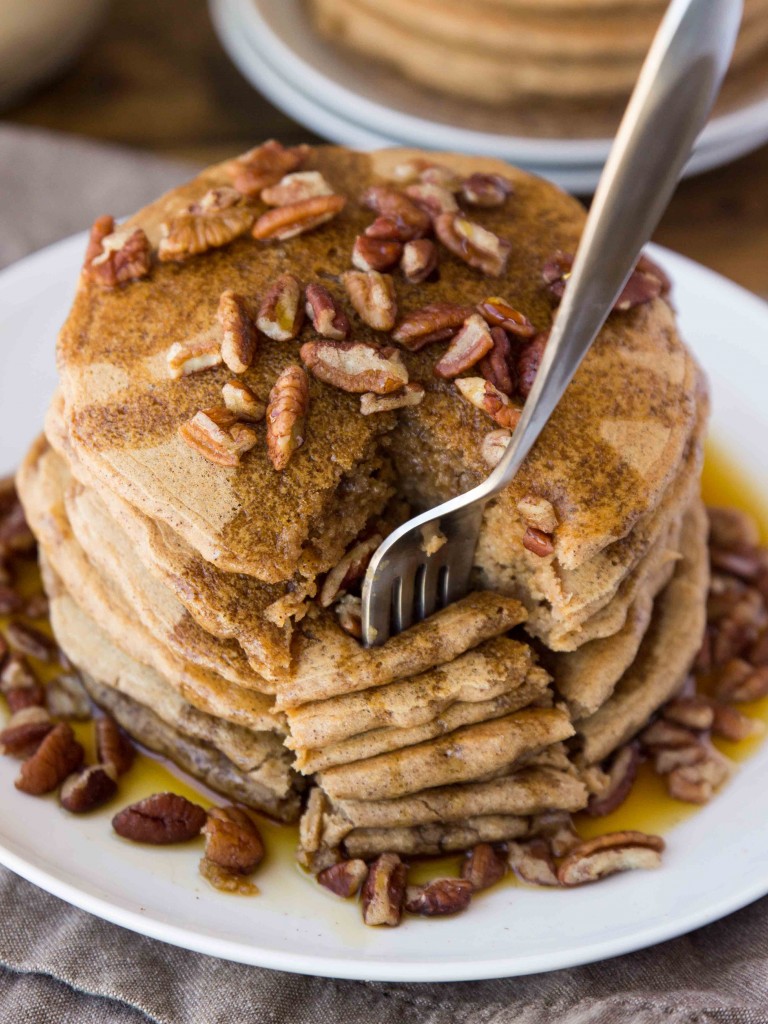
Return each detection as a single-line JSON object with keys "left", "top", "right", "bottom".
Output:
{"left": 360, "top": 0, "right": 742, "bottom": 647}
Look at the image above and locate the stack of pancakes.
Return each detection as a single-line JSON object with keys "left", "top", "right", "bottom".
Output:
{"left": 17, "top": 144, "right": 709, "bottom": 862}
{"left": 309, "top": 0, "right": 768, "bottom": 122}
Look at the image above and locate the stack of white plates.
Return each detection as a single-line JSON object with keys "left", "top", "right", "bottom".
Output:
{"left": 211, "top": 0, "right": 768, "bottom": 194}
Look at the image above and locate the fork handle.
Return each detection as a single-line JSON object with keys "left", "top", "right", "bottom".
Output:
{"left": 482, "top": 0, "right": 741, "bottom": 501}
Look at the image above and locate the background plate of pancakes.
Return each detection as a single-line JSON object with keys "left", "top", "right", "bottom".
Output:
{"left": 210, "top": 0, "right": 768, "bottom": 193}
{"left": 0, "top": 227, "right": 768, "bottom": 979}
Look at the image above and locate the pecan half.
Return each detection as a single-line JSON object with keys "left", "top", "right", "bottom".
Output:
{"left": 460, "top": 173, "right": 514, "bottom": 208}
{"left": 1, "top": 655, "right": 44, "bottom": 713}
{"left": 708, "top": 507, "right": 760, "bottom": 550}
{"left": 360, "top": 383, "right": 425, "bottom": 415}
{"left": 320, "top": 534, "right": 382, "bottom": 607}
{"left": 400, "top": 239, "right": 438, "bottom": 285}
{"left": 305, "top": 284, "right": 350, "bottom": 340}
{"left": 714, "top": 660, "right": 768, "bottom": 702}
{"left": 46, "top": 673, "right": 91, "bottom": 721}
{"left": 404, "top": 182, "right": 458, "bottom": 219}
{"left": 653, "top": 743, "right": 707, "bottom": 775}
{"left": 301, "top": 340, "right": 408, "bottom": 394}
{"left": 361, "top": 852, "right": 407, "bottom": 927}
{"left": 222, "top": 380, "right": 265, "bottom": 421}
{"left": 558, "top": 832, "right": 664, "bottom": 886}
{"left": 203, "top": 805, "right": 264, "bottom": 873}
{"left": 318, "top": 858, "right": 368, "bottom": 898}
{"left": 266, "top": 364, "right": 309, "bottom": 471}
{"left": 640, "top": 719, "right": 699, "bottom": 749}
{"left": 435, "top": 213, "right": 510, "bottom": 277}
{"left": 533, "top": 811, "right": 581, "bottom": 857}
{"left": 392, "top": 303, "right": 475, "bottom": 351}
{"left": 231, "top": 140, "right": 311, "bottom": 196}
{"left": 523, "top": 527, "right": 555, "bottom": 558}
{"left": 455, "top": 377, "right": 522, "bottom": 430}
{"left": 478, "top": 327, "right": 515, "bottom": 395}
{"left": 15, "top": 722, "right": 84, "bottom": 795}
{"left": 364, "top": 216, "right": 404, "bottom": 242}
{"left": 544, "top": 250, "right": 666, "bottom": 310}
{"left": 159, "top": 188, "right": 254, "bottom": 261}
{"left": 352, "top": 235, "right": 403, "bottom": 273}
{"left": 7, "top": 621, "right": 57, "bottom": 662}
{"left": 461, "top": 843, "right": 507, "bottom": 891}
{"left": 586, "top": 742, "right": 640, "bottom": 817}
{"left": 667, "top": 750, "right": 733, "bottom": 804}
{"left": 252, "top": 194, "right": 346, "bottom": 242}
{"left": 179, "top": 407, "right": 258, "bottom": 467}
{"left": 341, "top": 271, "right": 397, "bottom": 332}
{"left": 260, "top": 170, "right": 333, "bottom": 206}
{"left": 257, "top": 273, "right": 304, "bottom": 341}
{"left": 95, "top": 716, "right": 135, "bottom": 776}
{"left": 476, "top": 296, "right": 535, "bottom": 338}
{"left": 112, "top": 792, "right": 207, "bottom": 844}
{"left": 481, "top": 428, "right": 512, "bottom": 468}
{"left": 166, "top": 331, "right": 222, "bottom": 379}
{"left": 360, "top": 186, "right": 431, "bottom": 241}
{"left": 507, "top": 839, "right": 559, "bottom": 886}
{"left": 83, "top": 216, "right": 151, "bottom": 287}
{"left": 199, "top": 857, "right": 260, "bottom": 895}
{"left": 218, "top": 290, "right": 258, "bottom": 372}
{"left": 434, "top": 314, "right": 494, "bottom": 379}
{"left": 335, "top": 594, "right": 363, "bottom": 638}
{"left": 662, "top": 696, "right": 715, "bottom": 731}
{"left": 517, "top": 495, "right": 558, "bottom": 534}
{"left": 405, "top": 878, "right": 473, "bottom": 916}
{"left": 60, "top": 764, "right": 118, "bottom": 813}
{"left": 710, "top": 702, "right": 761, "bottom": 742}
{"left": 0, "top": 706, "right": 54, "bottom": 757}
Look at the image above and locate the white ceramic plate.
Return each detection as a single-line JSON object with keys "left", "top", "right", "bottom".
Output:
{"left": 0, "top": 234, "right": 767, "bottom": 981}
{"left": 210, "top": 0, "right": 768, "bottom": 187}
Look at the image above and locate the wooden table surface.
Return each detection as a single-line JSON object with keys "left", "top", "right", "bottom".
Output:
{"left": 5, "top": 0, "right": 767, "bottom": 296}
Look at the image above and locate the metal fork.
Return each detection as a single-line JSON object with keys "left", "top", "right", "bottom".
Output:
{"left": 360, "top": 0, "right": 742, "bottom": 647}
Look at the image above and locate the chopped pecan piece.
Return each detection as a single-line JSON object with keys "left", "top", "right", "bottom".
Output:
{"left": 460, "top": 173, "right": 513, "bottom": 208}
{"left": 260, "top": 170, "right": 333, "bottom": 206}
{"left": 476, "top": 296, "right": 535, "bottom": 338}
{"left": 517, "top": 495, "right": 558, "bottom": 534}
{"left": 478, "top": 327, "right": 515, "bottom": 395}
{"left": 404, "top": 182, "right": 458, "bottom": 219}
{"left": 352, "top": 235, "right": 403, "bottom": 273}
{"left": 203, "top": 805, "right": 265, "bottom": 873}
{"left": 652, "top": 743, "right": 707, "bottom": 775}
{"left": 433, "top": 314, "right": 494, "bottom": 379}
{"left": 542, "top": 251, "right": 573, "bottom": 300}
{"left": 318, "top": 859, "right": 368, "bottom": 898}
{"left": 662, "top": 696, "right": 714, "bottom": 731}
{"left": 252, "top": 194, "right": 346, "bottom": 242}
{"left": 544, "top": 250, "right": 666, "bottom": 310}
{"left": 558, "top": 832, "right": 664, "bottom": 886}
{"left": 507, "top": 839, "right": 560, "bottom": 886}
{"left": 455, "top": 377, "right": 522, "bottom": 430}
{"left": 710, "top": 702, "right": 761, "bottom": 742}
{"left": 517, "top": 331, "right": 549, "bottom": 398}
{"left": 335, "top": 594, "right": 363, "bottom": 638}
{"left": 95, "top": 715, "right": 135, "bottom": 776}
{"left": 392, "top": 303, "right": 475, "bottom": 351}
{"left": 400, "top": 239, "right": 438, "bottom": 285}
{"left": 419, "top": 164, "right": 463, "bottom": 191}
{"left": 714, "top": 660, "right": 768, "bottom": 702}
{"left": 15, "top": 722, "right": 84, "bottom": 795}
{"left": 388, "top": 158, "right": 435, "bottom": 184}
{"left": 46, "top": 673, "right": 91, "bottom": 721}
{"left": 461, "top": 843, "right": 507, "bottom": 891}
{"left": 0, "top": 706, "right": 54, "bottom": 757}
{"left": 360, "top": 186, "right": 431, "bottom": 241}
{"left": 320, "top": 534, "right": 382, "bottom": 607}
{"left": 305, "top": 284, "right": 350, "bottom": 340}
{"left": 60, "top": 764, "right": 118, "bottom": 814}
{"left": 112, "top": 792, "right": 207, "bottom": 844}
{"left": 364, "top": 216, "right": 404, "bottom": 242}
{"left": 532, "top": 811, "right": 581, "bottom": 857}
{"left": 179, "top": 408, "right": 258, "bottom": 467}
{"left": 7, "top": 621, "right": 57, "bottom": 662}
{"left": 231, "top": 140, "right": 311, "bottom": 196}
{"left": 586, "top": 742, "right": 640, "bottom": 817}
{"left": 361, "top": 852, "right": 407, "bottom": 927}
{"left": 405, "top": 878, "right": 473, "bottom": 916}
{"left": 83, "top": 215, "right": 151, "bottom": 287}
{"left": 222, "top": 380, "right": 265, "bottom": 421}
{"left": 218, "top": 290, "right": 258, "bottom": 372}
{"left": 199, "top": 857, "right": 260, "bottom": 895}
{"left": 266, "top": 364, "right": 309, "bottom": 471}
{"left": 360, "top": 383, "right": 425, "bottom": 415}
{"left": 257, "top": 273, "right": 304, "bottom": 341}
{"left": 640, "top": 719, "right": 699, "bottom": 749}
{"left": 166, "top": 331, "right": 222, "bottom": 380}
{"left": 159, "top": 188, "right": 254, "bottom": 261}
{"left": 301, "top": 340, "right": 408, "bottom": 394}
{"left": 1, "top": 655, "right": 44, "bottom": 713}
{"left": 708, "top": 506, "right": 761, "bottom": 549}
{"left": 481, "top": 428, "right": 511, "bottom": 468}
{"left": 523, "top": 524, "right": 555, "bottom": 555}
{"left": 614, "top": 266, "right": 664, "bottom": 311}
{"left": 341, "top": 271, "right": 397, "bottom": 332}
{"left": 435, "top": 213, "right": 510, "bottom": 277}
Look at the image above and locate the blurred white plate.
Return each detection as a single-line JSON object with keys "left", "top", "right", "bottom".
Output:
{"left": 0, "top": 233, "right": 767, "bottom": 980}
{"left": 211, "top": 0, "right": 768, "bottom": 189}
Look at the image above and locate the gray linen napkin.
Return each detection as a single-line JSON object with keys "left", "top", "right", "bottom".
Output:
{"left": 1, "top": 123, "right": 767, "bottom": 1024}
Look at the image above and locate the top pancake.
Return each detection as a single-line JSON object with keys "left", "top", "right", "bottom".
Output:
{"left": 56, "top": 145, "right": 702, "bottom": 589}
